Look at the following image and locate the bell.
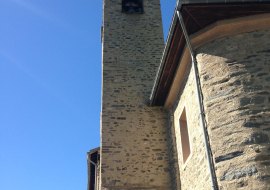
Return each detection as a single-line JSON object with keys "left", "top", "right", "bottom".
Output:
{"left": 127, "top": 4, "right": 136, "bottom": 13}
{"left": 128, "top": 6, "right": 135, "bottom": 13}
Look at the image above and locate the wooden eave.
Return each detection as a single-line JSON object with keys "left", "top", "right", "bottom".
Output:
{"left": 88, "top": 147, "right": 100, "bottom": 154}
{"left": 151, "top": 1, "right": 270, "bottom": 107}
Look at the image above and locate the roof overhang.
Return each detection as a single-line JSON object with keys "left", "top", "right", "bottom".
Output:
{"left": 150, "top": 0, "right": 270, "bottom": 108}
{"left": 88, "top": 147, "right": 100, "bottom": 155}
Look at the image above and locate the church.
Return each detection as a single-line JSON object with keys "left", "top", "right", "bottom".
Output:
{"left": 88, "top": 0, "right": 270, "bottom": 189}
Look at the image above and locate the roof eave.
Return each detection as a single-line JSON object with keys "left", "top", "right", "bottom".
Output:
{"left": 149, "top": 0, "right": 181, "bottom": 106}
{"left": 149, "top": 0, "right": 270, "bottom": 107}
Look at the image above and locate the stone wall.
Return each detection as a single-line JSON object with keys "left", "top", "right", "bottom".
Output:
{"left": 101, "top": 0, "right": 171, "bottom": 189}
{"left": 172, "top": 65, "right": 212, "bottom": 190}
{"left": 166, "top": 109, "right": 181, "bottom": 190}
{"left": 196, "top": 29, "right": 270, "bottom": 189}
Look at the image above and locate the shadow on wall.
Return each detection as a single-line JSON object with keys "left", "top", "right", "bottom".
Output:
{"left": 196, "top": 29, "right": 270, "bottom": 188}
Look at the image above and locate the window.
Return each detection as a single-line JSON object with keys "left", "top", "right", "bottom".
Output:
{"left": 179, "top": 107, "right": 191, "bottom": 164}
{"left": 122, "top": 0, "right": 144, "bottom": 13}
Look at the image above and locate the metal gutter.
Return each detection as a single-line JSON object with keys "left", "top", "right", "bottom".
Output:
{"left": 177, "top": 10, "right": 217, "bottom": 190}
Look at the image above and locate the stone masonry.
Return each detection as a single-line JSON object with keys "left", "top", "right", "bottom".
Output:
{"left": 166, "top": 109, "right": 181, "bottom": 190}
{"left": 99, "top": 1, "right": 270, "bottom": 189}
{"left": 172, "top": 64, "right": 212, "bottom": 190}
{"left": 197, "top": 29, "right": 270, "bottom": 189}
{"left": 101, "top": 0, "right": 171, "bottom": 189}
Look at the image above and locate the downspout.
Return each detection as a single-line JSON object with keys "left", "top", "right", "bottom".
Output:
{"left": 176, "top": 11, "right": 217, "bottom": 190}
{"left": 89, "top": 159, "right": 98, "bottom": 190}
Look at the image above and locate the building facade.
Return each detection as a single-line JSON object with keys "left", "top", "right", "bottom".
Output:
{"left": 88, "top": 0, "right": 270, "bottom": 189}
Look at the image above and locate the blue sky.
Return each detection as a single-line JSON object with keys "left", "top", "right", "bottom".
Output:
{"left": 0, "top": 1, "right": 176, "bottom": 189}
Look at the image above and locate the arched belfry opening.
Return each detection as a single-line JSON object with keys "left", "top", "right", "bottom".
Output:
{"left": 122, "top": 0, "right": 143, "bottom": 13}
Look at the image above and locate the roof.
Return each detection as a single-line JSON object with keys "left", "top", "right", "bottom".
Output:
{"left": 88, "top": 147, "right": 100, "bottom": 155}
{"left": 150, "top": 0, "right": 270, "bottom": 106}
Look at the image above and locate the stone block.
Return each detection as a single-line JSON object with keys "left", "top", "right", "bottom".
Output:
{"left": 243, "top": 132, "right": 269, "bottom": 145}
{"left": 215, "top": 151, "right": 243, "bottom": 163}
{"left": 220, "top": 165, "right": 258, "bottom": 181}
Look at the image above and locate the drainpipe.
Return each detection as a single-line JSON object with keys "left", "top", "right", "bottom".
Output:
{"left": 176, "top": 11, "right": 217, "bottom": 190}
{"left": 89, "top": 159, "right": 98, "bottom": 190}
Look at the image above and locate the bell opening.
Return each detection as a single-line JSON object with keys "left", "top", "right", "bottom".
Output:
{"left": 122, "top": 0, "right": 143, "bottom": 14}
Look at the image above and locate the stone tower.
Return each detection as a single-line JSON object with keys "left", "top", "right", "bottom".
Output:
{"left": 100, "top": 0, "right": 171, "bottom": 189}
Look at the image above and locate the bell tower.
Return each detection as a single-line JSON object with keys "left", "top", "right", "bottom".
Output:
{"left": 100, "top": 0, "right": 171, "bottom": 189}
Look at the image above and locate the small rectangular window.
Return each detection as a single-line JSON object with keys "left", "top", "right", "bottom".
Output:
{"left": 179, "top": 107, "right": 191, "bottom": 164}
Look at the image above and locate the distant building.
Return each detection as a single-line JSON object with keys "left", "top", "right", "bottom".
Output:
{"left": 88, "top": 0, "right": 270, "bottom": 189}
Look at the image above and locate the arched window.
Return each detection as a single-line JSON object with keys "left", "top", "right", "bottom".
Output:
{"left": 122, "top": 0, "right": 143, "bottom": 13}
